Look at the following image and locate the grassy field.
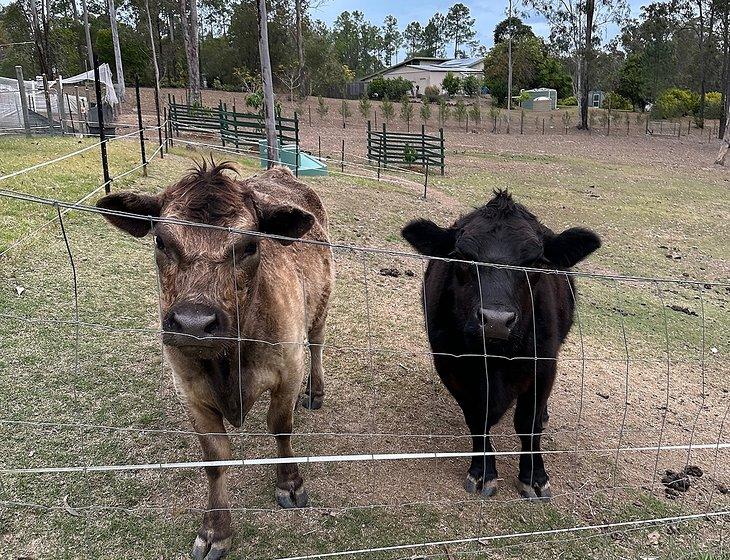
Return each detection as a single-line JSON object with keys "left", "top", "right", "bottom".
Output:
{"left": 0, "top": 132, "right": 728, "bottom": 560}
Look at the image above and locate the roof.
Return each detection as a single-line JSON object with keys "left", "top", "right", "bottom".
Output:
{"left": 436, "top": 57, "right": 483, "bottom": 69}
{"left": 361, "top": 56, "right": 484, "bottom": 80}
{"left": 360, "top": 56, "right": 448, "bottom": 81}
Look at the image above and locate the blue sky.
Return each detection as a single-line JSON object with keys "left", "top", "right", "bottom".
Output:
{"left": 309, "top": 0, "right": 649, "bottom": 54}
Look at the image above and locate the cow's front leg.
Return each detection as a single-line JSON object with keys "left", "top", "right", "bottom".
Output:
{"left": 269, "top": 386, "right": 309, "bottom": 508}
{"left": 189, "top": 406, "right": 233, "bottom": 560}
{"left": 514, "top": 383, "right": 552, "bottom": 501}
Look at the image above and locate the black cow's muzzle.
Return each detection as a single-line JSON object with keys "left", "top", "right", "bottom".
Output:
{"left": 162, "top": 302, "right": 232, "bottom": 349}
{"left": 479, "top": 308, "right": 516, "bottom": 340}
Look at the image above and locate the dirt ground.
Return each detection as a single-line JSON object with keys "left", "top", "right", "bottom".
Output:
{"left": 0, "top": 122, "right": 728, "bottom": 560}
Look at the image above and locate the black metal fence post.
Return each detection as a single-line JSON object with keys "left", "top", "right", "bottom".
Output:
{"left": 163, "top": 107, "right": 169, "bottom": 152}
{"left": 423, "top": 161, "right": 429, "bottom": 200}
{"left": 92, "top": 54, "right": 111, "bottom": 193}
{"left": 520, "top": 111, "right": 524, "bottom": 135}
{"left": 439, "top": 127, "right": 444, "bottom": 175}
{"left": 318, "top": 135, "right": 321, "bottom": 159}
{"left": 134, "top": 76, "right": 148, "bottom": 176}
{"left": 341, "top": 138, "right": 344, "bottom": 172}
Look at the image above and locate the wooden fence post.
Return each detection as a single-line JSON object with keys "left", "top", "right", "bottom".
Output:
{"left": 15, "top": 66, "right": 31, "bottom": 137}
{"left": 57, "top": 75, "right": 67, "bottom": 134}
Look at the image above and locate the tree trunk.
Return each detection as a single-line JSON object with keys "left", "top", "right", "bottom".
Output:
{"left": 295, "top": 0, "right": 306, "bottom": 97}
{"left": 715, "top": 97, "right": 730, "bottom": 163}
{"left": 718, "top": 2, "right": 730, "bottom": 138}
{"left": 257, "top": 0, "right": 278, "bottom": 167}
{"left": 580, "top": 0, "right": 594, "bottom": 130}
{"left": 180, "top": 0, "right": 201, "bottom": 105}
{"left": 29, "top": 0, "right": 49, "bottom": 76}
{"left": 70, "top": 0, "right": 79, "bottom": 21}
{"left": 108, "top": 0, "right": 125, "bottom": 101}
{"left": 81, "top": 0, "right": 94, "bottom": 72}
{"left": 144, "top": 0, "right": 161, "bottom": 103}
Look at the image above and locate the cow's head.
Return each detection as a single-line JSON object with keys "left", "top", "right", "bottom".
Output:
{"left": 402, "top": 190, "right": 600, "bottom": 344}
{"left": 97, "top": 161, "right": 314, "bottom": 357}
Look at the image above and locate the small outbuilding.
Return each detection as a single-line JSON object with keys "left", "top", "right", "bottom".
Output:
{"left": 588, "top": 90, "right": 605, "bottom": 108}
{"left": 520, "top": 88, "right": 558, "bottom": 110}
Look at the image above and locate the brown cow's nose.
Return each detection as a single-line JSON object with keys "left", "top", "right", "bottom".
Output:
{"left": 164, "top": 302, "right": 225, "bottom": 345}
{"left": 479, "top": 308, "right": 516, "bottom": 340}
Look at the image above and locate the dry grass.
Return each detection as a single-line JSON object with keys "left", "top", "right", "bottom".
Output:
{"left": 0, "top": 131, "right": 728, "bottom": 559}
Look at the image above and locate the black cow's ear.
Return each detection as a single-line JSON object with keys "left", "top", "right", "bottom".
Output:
{"left": 544, "top": 227, "right": 601, "bottom": 267}
{"left": 257, "top": 203, "right": 315, "bottom": 245}
{"left": 401, "top": 219, "right": 457, "bottom": 257}
{"left": 96, "top": 192, "right": 161, "bottom": 238}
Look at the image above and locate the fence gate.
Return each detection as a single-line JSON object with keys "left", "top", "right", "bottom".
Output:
{"left": 167, "top": 95, "right": 220, "bottom": 135}
{"left": 367, "top": 121, "right": 445, "bottom": 175}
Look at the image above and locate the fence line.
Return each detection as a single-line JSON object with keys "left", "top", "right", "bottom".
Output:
{"left": 272, "top": 509, "right": 730, "bottom": 560}
{"left": 0, "top": 140, "right": 165, "bottom": 259}
{"left": 1, "top": 189, "right": 726, "bottom": 289}
{"left": 0, "top": 124, "right": 165, "bottom": 183}
{"left": 1, "top": 132, "right": 727, "bottom": 557}
{"left": 3, "top": 442, "right": 729, "bottom": 476}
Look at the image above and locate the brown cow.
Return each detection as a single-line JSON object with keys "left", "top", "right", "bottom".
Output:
{"left": 97, "top": 162, "right": 334, "bottom": 559}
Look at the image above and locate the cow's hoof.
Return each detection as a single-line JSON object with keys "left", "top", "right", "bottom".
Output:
{"left": 519, "top": 481, "right": 552, "bottom": 502}
{"left": 300, "top": 393, "right": 323, "bottom": 410}
{"left": 480, "top": 478, "right": 498, "bottom": 498}
{"left": 276, "top": 485, "right": 309, "bottom": 508}
{"left": 464, "top": 473, "right": 481, "bottom": 494}
{"left": 191, "top": 534, "right": 232, "bottom": 560}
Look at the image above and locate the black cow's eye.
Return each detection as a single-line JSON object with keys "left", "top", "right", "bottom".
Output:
{"left": 241, "top": 242, "right": 257, "bottom": 257}
{"left": 155, "top": 236, "right": 165, "bottom": 251}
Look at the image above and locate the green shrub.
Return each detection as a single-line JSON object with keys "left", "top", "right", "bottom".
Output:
{"left": 381, "top": 96, "right": 395, "bottom": 122}
{"left": 424, "top": 85, "right": 441, "bottom": 102}
{"left": 246, "top": 91, "right": 263, "bottom": 110}
{"left": 358, "top": 96, "right": 371, "bottom": 119}
{"left": 454, "top": 99, "right": 467, "bottom": 126}
{"left": 469, "top": 101, "right": 481, "bottom": 124}
{"left": 462, "top": 75, "right": 481, "bottom": 97}
{"left": 652, "top": 88, "right": 698, "bottom": 119}
{"left": 603, "top": 92, "right": 633, "bottom": 111}
{"left": 316, "top": 96, "right": 329, "bottom": 119}
{"left": 403, "top": 143, "right": 417, "bottom": 164}
{"left": 559, "top": 96, "right": 577, "bottom": 106}
{"left": 368, "top": 77, "right": 412, "bottom": 100}
{"left": 442, "top": 72, "right": 461, "bottom": 96}
{"left": 400, "top": 96, "right": 414, "bottom": 128}
{"left": 704, "top": 91, "right": 723, "bottom": 120}
{"left": 420, "top": 99, "right": 432, "bottom": 123}
{"left": 438, "top": 99, "right": 450, "bottom": 125}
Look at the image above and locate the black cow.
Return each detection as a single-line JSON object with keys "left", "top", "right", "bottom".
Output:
{"left": 401, "top": 190, "right": 600, "bottom": 500}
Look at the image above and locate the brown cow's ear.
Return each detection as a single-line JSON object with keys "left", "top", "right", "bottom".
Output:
{"left": 544, "top": 227, "right": 601, "bottom": 267}
{"left": 96, "top": 192, "right": 161, "bottom": 238}
{"left": 257, "top": 202, "right": 315, "bottom": 245}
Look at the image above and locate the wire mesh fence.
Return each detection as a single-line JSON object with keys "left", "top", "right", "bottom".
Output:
{"left": 0, "top": 135, "right": 728, "bottom": 558}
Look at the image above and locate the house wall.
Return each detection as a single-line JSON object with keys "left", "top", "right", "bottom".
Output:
{"left": 378, "top": 67, "right": 483, "bottom": 94}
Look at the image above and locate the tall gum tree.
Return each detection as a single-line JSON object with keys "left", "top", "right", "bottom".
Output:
{"left": 525, "top": 0, "right": 629, "bottom": 129}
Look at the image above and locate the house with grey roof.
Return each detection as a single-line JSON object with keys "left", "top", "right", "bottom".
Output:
{"left": 361, "top": 56, "right": 485, "bottom": 95}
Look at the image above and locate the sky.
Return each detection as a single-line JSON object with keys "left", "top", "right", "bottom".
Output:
{"left": 309, "top": 0, "right": 650, "bottom": 54}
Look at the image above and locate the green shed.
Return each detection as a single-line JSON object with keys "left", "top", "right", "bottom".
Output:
{"left": 520, "top": 88, "right": 558, "bottom": 110}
